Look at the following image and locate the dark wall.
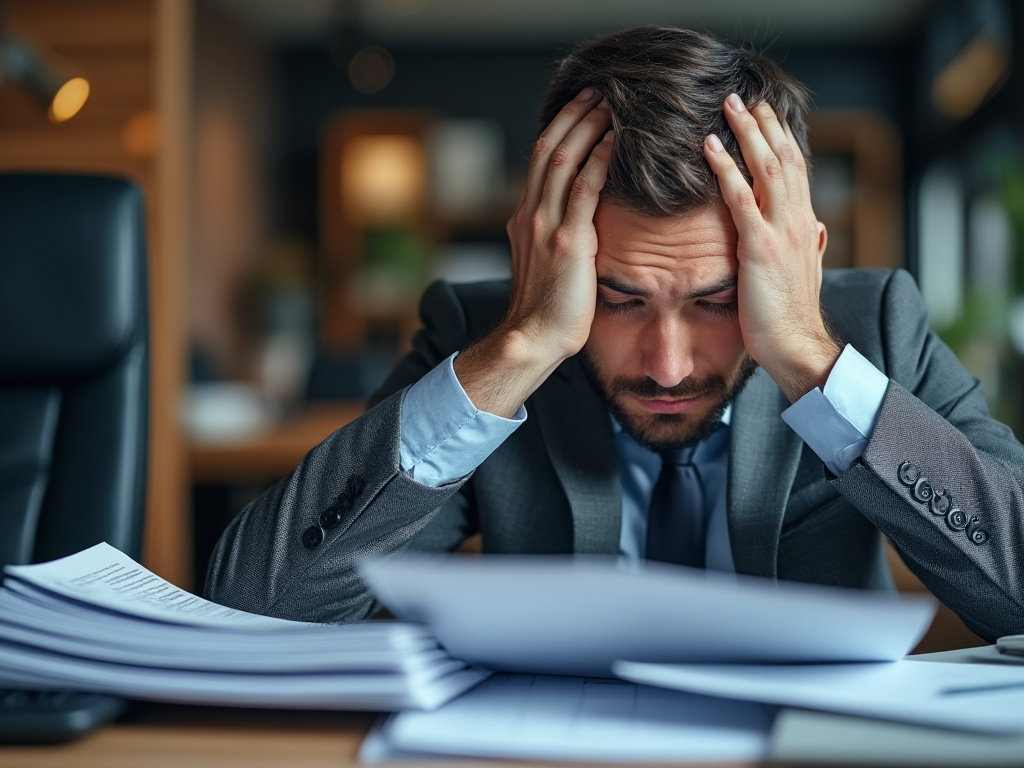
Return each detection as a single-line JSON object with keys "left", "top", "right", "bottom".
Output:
{"left": 275, "top": 42, "right": 566, "bottom": 241}
{"left": 273, "top": 36, "right": 915, "bottom": 247}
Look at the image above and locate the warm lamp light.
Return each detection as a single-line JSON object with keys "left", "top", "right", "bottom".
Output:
{"left": 341, "top": 135, "right": 427, "bottom": 224}
{"left": 0, "top": 37, "right": 89, "bottom": 122}
{"left": 48, "top": 76, "right": 90, "bottom": 122}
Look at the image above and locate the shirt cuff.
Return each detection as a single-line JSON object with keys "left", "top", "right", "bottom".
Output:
{"left": 781, "top": 344, "right": 889, "bottom": 475}
{"left": 400, "top": 353, "right": 526, "bottom": 487}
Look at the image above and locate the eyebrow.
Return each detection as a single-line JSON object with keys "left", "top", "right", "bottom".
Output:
{"left": 597, "top": 274, "right": 737, "bottom": 300}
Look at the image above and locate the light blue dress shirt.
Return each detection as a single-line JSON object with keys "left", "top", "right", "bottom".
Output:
{"left": 398, "top": 345, "right": 889, "bottom": 567}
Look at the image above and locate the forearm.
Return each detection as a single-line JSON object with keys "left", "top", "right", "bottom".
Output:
{"left": 206, "top": 390, "right": 467, "bottom": 622}
{"left": 830, "top": 382, "right": 1024, "bottom": 641}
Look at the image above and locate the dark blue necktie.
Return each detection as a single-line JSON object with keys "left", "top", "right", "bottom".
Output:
{"left": 646, "top": 446, "right": 706, "bottom": 567}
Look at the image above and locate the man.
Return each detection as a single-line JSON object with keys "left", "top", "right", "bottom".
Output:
{"left": 208, "top": 28, "right": 1024, "bottom": 642}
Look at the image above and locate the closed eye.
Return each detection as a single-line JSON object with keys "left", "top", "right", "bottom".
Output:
{"left": 696, "top": 300, "right": 737, "bottom": 317}
{"left": 600, "top": 297, "right": 644, "bottom": 314}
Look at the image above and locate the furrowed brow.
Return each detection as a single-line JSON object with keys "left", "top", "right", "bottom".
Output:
{"left": 597, "top": 277, "right": 652, "bottom": 299}
{"left": 686, "top": 274, "right": 737, "bottom": 300}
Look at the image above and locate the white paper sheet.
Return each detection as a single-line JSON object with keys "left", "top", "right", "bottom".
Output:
{"left": 0, "top": 589, "right": 442, "bottom": 673}
{"left": 360, "top": 673, "right": 774, "bottom": 763}
{"left": 4, "top": 542, "right": 300, "bottom": 629}
{"left": 0, "top": 544, "right": 492, "bottom": 711}
{"left": 359, "top": 554, "right": 935, "bottom": 675}
{"left": 0, "top": 638, "right": 488, "bottom": 710}
{"left": 615, "top": 659, "right": 1024, "bottom": 734}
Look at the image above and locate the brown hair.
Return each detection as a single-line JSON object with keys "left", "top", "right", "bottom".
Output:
{"left": 541, "top": 27, "right": 812, "bottom": 216}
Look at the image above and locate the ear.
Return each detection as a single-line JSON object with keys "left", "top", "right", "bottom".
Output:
{"left": 815, "top": 221, "right": 828, "bottom": 259}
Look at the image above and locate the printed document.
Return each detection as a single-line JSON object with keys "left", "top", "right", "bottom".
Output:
{"left": 0, "top": 544, "right": 488, "bottom": 710}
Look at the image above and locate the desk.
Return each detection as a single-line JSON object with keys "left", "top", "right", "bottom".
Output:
{"left": 3, "top": 649, "right": 1019, "bottom": 767}
{"left": 0, "top": 703, "right": 749, "bottom": 768}
{"left": 1, "top": 705, "right": 373, "bottom": 768}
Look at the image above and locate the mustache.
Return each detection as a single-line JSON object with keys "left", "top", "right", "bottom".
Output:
{"left": 606, "top": 375, "right": 727, "bottom": 400}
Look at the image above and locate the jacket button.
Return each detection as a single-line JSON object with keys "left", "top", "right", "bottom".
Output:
{"left": 912, "top": 477, "right": 933, "bottom": 503}
{"left": 335, "top": 490, "right": 353, "bottom": 512}
{"left": 320, "top": 505, "right": 343, "bottom": 530}
{"left": 898, "top": 461, "right": 921, "bottom": 486}
{"left": 301, "top": 525, "right": 324, "bottom": 549}
{"left": 929, "top": 490, "right": 952, "bottom": 516}
{"left": 968, "top": 520, "right": 990, "bottom": 545}
{"left": 945, "top": 508, "right": 969, "bottom": 531}
{"left": 347, "top": 474, "right": 367, "bottom": 498}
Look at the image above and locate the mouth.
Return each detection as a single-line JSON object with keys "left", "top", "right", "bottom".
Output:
{"left": 632, "top": 394, "right": 706, "bottom": 415}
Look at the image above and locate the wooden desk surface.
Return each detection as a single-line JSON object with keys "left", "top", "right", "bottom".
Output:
{"left": 0, "top": 703, "right": 752, "bottom": 768}
{"left": 189, "top": 402, "right": 365, "bottom": 483}
{"left": 1, "top": 705, "right": 372, "bottom": 768}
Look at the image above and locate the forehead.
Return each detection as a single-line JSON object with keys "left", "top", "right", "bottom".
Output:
{"left": 594, "top": 202, "right": 738, "bottom": 290}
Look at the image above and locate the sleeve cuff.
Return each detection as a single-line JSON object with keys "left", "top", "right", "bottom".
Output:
{"left": 781, "top": 344, "right": 888, "bottom": 475}
{"left": 400, "top": 353, "right": 526, "bottom": 487}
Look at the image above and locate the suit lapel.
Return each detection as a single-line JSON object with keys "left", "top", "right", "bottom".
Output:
{"left": 728, "top": 368, "right": 805, "bottom": 577}
{"left": 532, "top": 357, "right": 622, "bottom": 554}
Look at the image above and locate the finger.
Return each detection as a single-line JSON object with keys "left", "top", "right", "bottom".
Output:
{"left": 519, "top": 88, "right": 602, "bottom": 218}
{"left": 704, "top": 133, "right": 764, "bottom": 238}
{"left": 750, "top": 102, "right": 810, "bottom": 205}
{"left": 723, "top": 93, "right": 785, "bottom": 215}
{"left": 781, "top": 121, "right": 812, "bottom": 200}
{"left": 560, "top": 129, "right": 614, "bottom": 235}
{"left": 538, "top": 98, "right": 613, "bottom": 223}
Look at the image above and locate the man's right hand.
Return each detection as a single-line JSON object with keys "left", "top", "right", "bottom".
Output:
{"left": 452, "top": 89, "right": 614, "bottom": 418}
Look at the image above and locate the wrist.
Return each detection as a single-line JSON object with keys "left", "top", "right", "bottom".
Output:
{"left": 765, "top": 333, "right": 842, "bottom": 404}
{"left": 453, "top": 324, "right": 567, "bottom": 418}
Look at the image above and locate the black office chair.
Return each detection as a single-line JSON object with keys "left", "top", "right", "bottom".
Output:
{"left": 0, "top": 173, "right": 149, "bottom": 569}
{"left": 0, "top": 173, "right": 149, "bottom": 742}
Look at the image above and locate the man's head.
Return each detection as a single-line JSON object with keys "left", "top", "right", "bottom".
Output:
{"left": 540, "top": 27, "right": 811, "bottom": 216}
{"left": 544, "top": 28, "right": 812, "bottom": 451}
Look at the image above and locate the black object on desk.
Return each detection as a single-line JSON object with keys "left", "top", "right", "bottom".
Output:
{"left": 0, "top": 175, "right": 149, "bottom": 745}
{"left": 0, "top": 689, "right": 125, "bottom": 744}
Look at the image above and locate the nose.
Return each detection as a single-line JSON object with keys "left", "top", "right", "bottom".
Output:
{"left": 640, "top": 316, "right": 695, "bottom": 388}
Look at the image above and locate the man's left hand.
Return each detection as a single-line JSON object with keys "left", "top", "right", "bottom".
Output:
{"left": 703, "top": 94, "right": 841, "bottom": 403}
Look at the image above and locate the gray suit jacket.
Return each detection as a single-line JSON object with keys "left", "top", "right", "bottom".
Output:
{"left": 207, "top": 269, "right": 1024, "bottom": 641}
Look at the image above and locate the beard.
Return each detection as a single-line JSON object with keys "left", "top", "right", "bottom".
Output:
{"left": 579, "top": 350, "right": 758, "bottom": 453}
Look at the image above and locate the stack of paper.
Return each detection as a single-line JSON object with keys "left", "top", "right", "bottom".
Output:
{"left": 0, "top": 544, "right": 488, "bottom": 710}
{"left": 357, "top": 554, "right": 1024, "bottom": 764}
{"left": 360, "top": 672, "right": 776, "bottom": 764}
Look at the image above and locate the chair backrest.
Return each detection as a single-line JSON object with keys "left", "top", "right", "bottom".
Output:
{"left": 0, "top": 173, "right": 149, "bottom": 569}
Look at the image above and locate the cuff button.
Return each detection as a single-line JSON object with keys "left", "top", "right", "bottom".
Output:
{"left": 302, "top": 525, "right": 325, "bottom": 549}
{"left": 320, "top": 505, "right": 343, "bottom": 530}
{"left": 968, "top": 521, "right": 990, "bottom": 545}
{"left": 898, "top": 461, "right": 921, "bottom": 486}
{"left": 347, "top": 475, "right": 367, "bottom": 498}
{"left": 912, "top": 477, "right": 933, "bottom": 503}
{"left": 929, "top": 490, "right": 952, "bottom": 516}
{"left": 945, "top": 507, "right": 969, "bottom": 531}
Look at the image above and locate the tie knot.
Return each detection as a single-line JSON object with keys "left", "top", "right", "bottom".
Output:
{"left": 660, "top": 445, "right": 697, "bottom": 467}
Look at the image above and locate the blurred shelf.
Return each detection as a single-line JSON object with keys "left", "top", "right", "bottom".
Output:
{"left": 189, "top": 401, "right": 364, "bottom": 483}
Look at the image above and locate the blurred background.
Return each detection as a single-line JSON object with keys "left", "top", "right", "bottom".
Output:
{"left": 1, "top": 0, "right": 1020, "bottom": 648}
